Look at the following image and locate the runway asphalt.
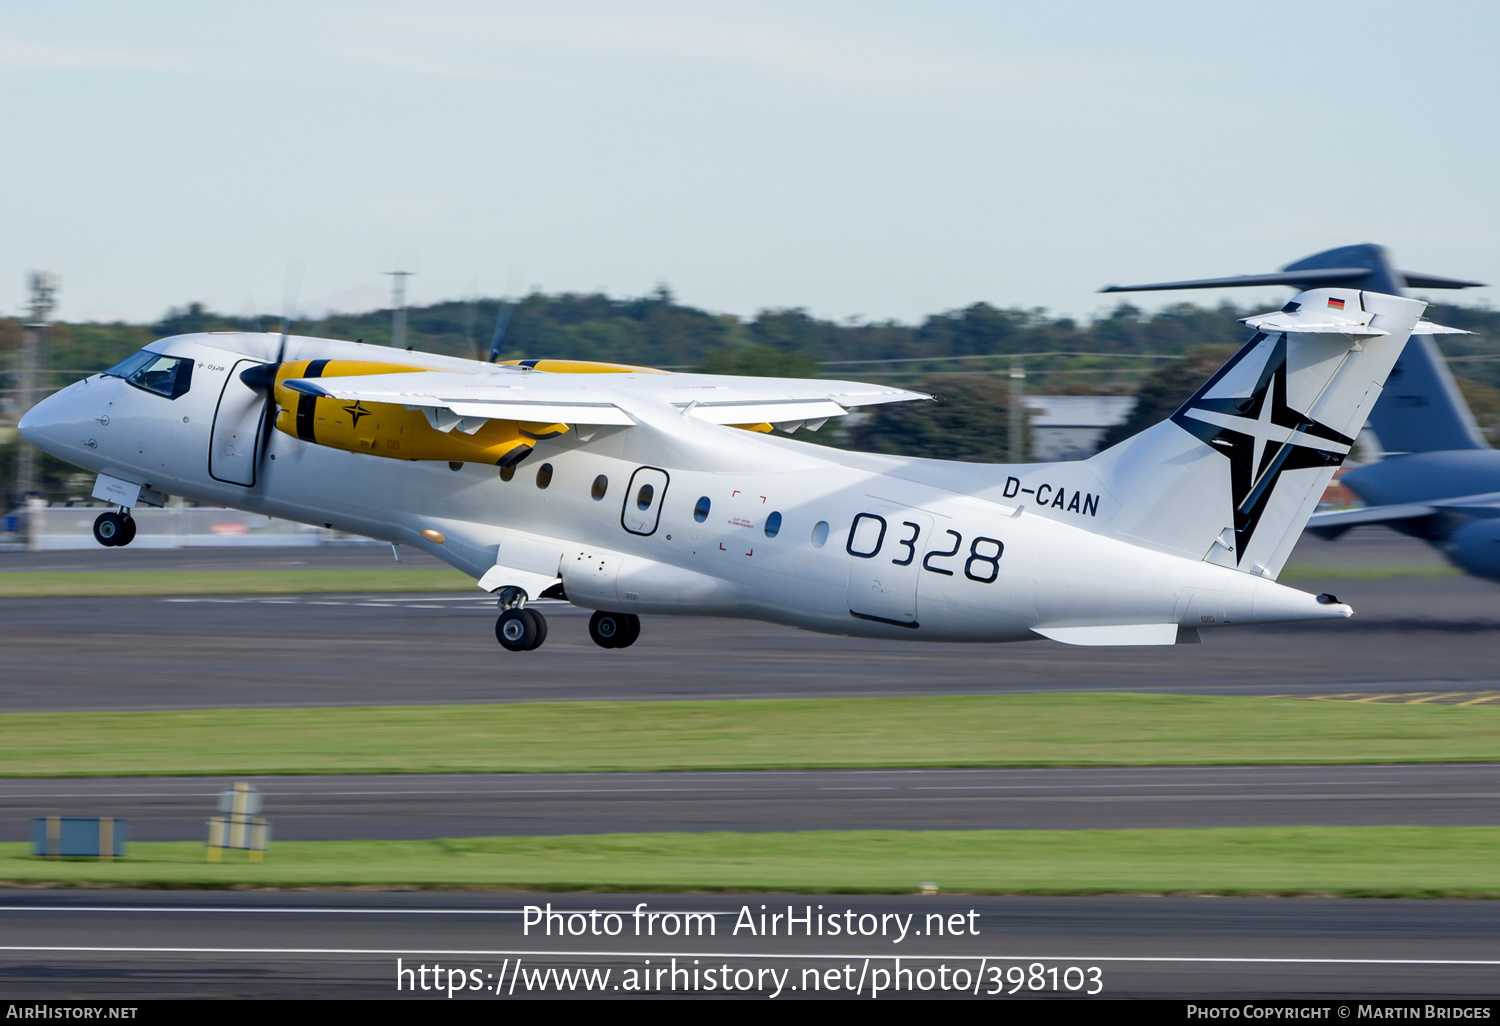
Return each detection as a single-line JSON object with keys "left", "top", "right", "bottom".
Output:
{"left": 2, "top": 534, "right": 1497, "bottom": 1001}
{"left": 3, "top": 764, "right": 1500, "bottom": 840}
{"left": 1, "top": 890, "right": 1496, "bottom": 999}
{"left": 1, "top": 532, "right": 1496, "bottom": 711}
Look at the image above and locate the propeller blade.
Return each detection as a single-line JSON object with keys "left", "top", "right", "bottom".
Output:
{"left": 243, "top": 263, "right": 301, "bottom": 484}
{"left": 487, "top": 301, "right": 514, "bottom": 363}
{"left": 463, "top": 289, "right": 481, "bottom": 361}
{"left": 255, "top": 380, "right": 278, "bottom": 479}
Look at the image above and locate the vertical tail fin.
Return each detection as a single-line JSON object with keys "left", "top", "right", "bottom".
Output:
{"left": 1086, "top": 288, "right": 1424, "bottom": 578}
{"left": 1367, "top": 334, "right": 1490, "bottom": 453}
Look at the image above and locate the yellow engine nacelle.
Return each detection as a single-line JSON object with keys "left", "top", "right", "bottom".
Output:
{"left": 270, "top": 360, "right": 563, "bottom": 468}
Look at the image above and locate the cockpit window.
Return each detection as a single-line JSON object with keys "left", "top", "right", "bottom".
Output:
{"left": 105, "top": 352, "right": 194, "bottom": 400}
{"left": 102, "top": 351, "right": 155, "bottom": 380}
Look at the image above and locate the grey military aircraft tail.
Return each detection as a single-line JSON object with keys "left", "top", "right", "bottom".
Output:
{"left": 1104, "top": 243, "right": 1500, "bottom": 581}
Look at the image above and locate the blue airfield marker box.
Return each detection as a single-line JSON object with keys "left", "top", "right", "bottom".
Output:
{"left": 32, "top": 817, "right": 127, "bottom": 859}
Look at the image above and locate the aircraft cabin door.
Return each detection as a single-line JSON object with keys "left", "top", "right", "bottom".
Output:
{"left": 846, "top": 506, "right": 934, "bottom": 628}
{"left": 208, "top": 359, "right": 265, "bottom": 487}
{"left": 621, "top": 466, "right": 670, "bottom": 536}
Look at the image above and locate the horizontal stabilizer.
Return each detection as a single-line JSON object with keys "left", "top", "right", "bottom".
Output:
{"left": 1311, "top": 487, "right": 1500, "bottom": 538}
{"left": 1238, "top": 292, "right": 1390, "bottom": 336}
{"left": 1412, "top": 320, "right": 1472, "bottom": 335}
{"left": 1238, "top": 317, "right": 1385, "bottom": 337}
{"left": 1306, "top": 503, "right": 1439, "bottom": 538}
{"left": 1440, "top": 500, "right": 1500, "bottom": 518}
{"left": 1401, "top": 272, "right": 1487, "bottom": 290}
{"left": 1101, "top": 268, "right": 1369, "bottom": 293}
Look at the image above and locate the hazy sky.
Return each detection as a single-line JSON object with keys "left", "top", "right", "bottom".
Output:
{"left": 3, "top": 1, "right": 1496, "bottom": 327}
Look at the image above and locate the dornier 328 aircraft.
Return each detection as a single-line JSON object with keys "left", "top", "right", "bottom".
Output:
{"left": 19, "top": 286, "right": 1444, "bottom": 651}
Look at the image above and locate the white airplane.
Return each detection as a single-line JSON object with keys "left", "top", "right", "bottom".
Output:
{"left": 18, "top": 287, "right": 1440, "bottom": 652}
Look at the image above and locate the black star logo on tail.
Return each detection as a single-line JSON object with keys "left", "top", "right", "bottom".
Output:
{"left": 1170, "top": 333, "right": 1353, "bottom": 562}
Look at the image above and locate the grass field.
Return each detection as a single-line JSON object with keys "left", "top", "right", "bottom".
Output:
{"left": 0, "top": 694, "right": 1495, "bottom": 777}
{"left": 4, "top": 827, "right": 1496, "bottom": 896}
{"left": 0, "top": 569, "right": 476, "bottom": 597}
{"left": 1274, "top": 564, "right": 1460, "bottom": 582}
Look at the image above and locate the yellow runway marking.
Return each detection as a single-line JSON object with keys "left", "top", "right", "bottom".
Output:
{"left": 1286, "top": 691, "right": 1500, "bottom": 706}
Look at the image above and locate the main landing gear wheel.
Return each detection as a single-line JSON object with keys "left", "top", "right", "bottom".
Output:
{"left": 92, "top": 511, "right": 134, "bottom": 547}
{"left": 589, "top": 611, "right": 641, "bottom": 649}
{"left": 495, "top": 607, "right": 547, "bottom": 652}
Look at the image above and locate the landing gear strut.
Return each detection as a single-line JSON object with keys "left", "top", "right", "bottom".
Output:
{"left": 494, "top": 588, "right": 547, "bottom": 651}
{"left": 589, "top": 611, "right": 640, "bottom": 649}
{"left": 92, "top": 510, "right": 136, "bottom": 547}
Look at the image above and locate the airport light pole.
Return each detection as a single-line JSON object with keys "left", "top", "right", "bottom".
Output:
{"left": 1009, "top": 356, "right": 1026, "bottom": 464}
{"left": 385, "top": 271, "right": 413, "bottom": 349}
{"left": 16, "top": 271, "right": 59, "bottom": 502}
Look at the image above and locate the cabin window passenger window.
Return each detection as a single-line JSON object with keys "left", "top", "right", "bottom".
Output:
{"left": 536, "top": 463, "right": 553, "bottom": 489}
{"left": 499, "top": 464, "right": 516, "bottom": 482}
{"left": 694, "top": 496, "right": 711, "bottom": 522}
{"left": 591, "top": 475, "right": 608, "bottom": 500}
{"left": 811, "top": 521, "right": 829, "bottom": 548}
{"left": 637, "top": 484, "right": 654, "bottom": 510}
{"left": 765, "top": 511, "right": 782, "bottom": 538}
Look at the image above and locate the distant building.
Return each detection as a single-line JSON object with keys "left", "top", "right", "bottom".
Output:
{"left": 1023, "top": 395, "right": 1138, "bottom": 462}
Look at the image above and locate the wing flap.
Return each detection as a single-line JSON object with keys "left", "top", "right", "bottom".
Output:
{"left": 682, "top": 399, "right": 850, "bottom": 425}
{"left": 441, "top": 400, "right": 636, "bottom": 425}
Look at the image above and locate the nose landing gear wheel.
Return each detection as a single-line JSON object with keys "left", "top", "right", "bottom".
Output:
{"left": 93, "top": 512, "right": 127, "bottom": 547}
{"left": 589, "top": 611, "right": 641, "bottom": 649}
{"left": 495, "top": 608, "right": 547, "bottom": 651}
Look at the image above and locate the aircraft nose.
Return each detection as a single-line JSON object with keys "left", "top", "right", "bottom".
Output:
{"left": 18, "top": 382, "right": 91, "bottom": 458}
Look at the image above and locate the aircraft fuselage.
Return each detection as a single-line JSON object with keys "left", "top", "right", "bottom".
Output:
{"left": 20, "top": 331, "right": 1351, "bottom": 645}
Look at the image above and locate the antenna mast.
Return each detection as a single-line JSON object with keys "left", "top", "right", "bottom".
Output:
{"left": 385, "top": 271, "right": 413, "bottom": 349}
{"left": 16, "top": 271, "right": 58, "bottom": 502}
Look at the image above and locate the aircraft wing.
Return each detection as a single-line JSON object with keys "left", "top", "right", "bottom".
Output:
{"left": 283, "top": 370, "right": 637, "bottom": 425}
{"left": 1307, "top": 492, "right": 1500, "bottom": 538}
{"left": 283, "top": 367, "right": 929, "bottom": 429}
{"left": 648, "top": 372, "right": 930, "bottom": 427}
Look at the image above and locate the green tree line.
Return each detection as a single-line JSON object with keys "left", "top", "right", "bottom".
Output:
{"left": 2, "top": 289, "right": 1493, "bottom": 507}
